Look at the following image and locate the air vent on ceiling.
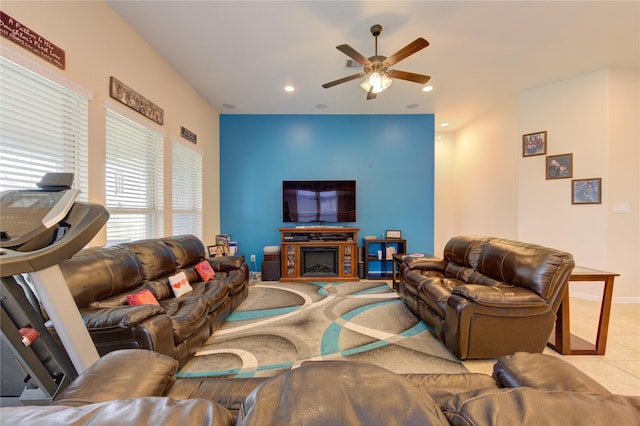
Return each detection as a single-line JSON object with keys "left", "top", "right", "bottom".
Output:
{"left": 345, "top": 59, "right": 363, "bottom": 69}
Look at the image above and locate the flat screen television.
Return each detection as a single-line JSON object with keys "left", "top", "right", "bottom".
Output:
{"left": 283, "top": 180, "right": 356, "bottom": 223}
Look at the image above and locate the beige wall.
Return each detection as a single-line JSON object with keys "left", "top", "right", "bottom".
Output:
{"left": 1, "top": 1, "right": 221, "bottom": 245}
{"left": 435, "top": 98, "right": 520, "bottom": 255}
{"left": 441, "top": 69, "right": 639, "bottom": 302}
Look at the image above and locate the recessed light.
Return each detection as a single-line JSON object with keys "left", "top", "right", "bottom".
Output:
{"left": 284, "top": 85, "right": 295, "bottom": 92}
{"left": 441, "top": 122, "right": 449, "bottom": 127}
{"left": 222, "top": 103, "right": 235, "bottom": 109}
{"left": 406, "top": 103, "right": 419, "bottom": 109}
{"left": 315, "top": 104, "right": 327, "bottom": 109}
{"left": 422, "top": 85, "right": 433, "bottom": 92}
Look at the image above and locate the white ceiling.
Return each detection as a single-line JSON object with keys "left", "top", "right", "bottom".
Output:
{"left": 108, "top": 1, "right": 639, "bottom": 131}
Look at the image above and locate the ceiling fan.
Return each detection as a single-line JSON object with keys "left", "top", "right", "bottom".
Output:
{"left": 322, "top": 24, "right": 431, "bottom": 100}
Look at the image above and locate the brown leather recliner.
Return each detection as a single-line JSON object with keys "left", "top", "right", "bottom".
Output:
{"left": 399, "top": 236, "right": 575, "bottom": 360}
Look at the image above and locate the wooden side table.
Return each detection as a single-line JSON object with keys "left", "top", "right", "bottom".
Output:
{"left": 391, "top": 253, "right": 408, "bottom": 291}
{"left": 391, "top": 253, "right": 433, "bottom": 291}
{"left": 547, "top": 266, "right": 619, "bottom": 355}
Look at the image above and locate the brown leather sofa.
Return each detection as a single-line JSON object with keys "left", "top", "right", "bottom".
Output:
{"left": 399, "top": 235, "right": 575, "bottom": 359}
{"left": 53, "top": 235, "right": 249, "bottom": 367}
{"left": 2, "top": 349, "right": 638, "bottom": 425}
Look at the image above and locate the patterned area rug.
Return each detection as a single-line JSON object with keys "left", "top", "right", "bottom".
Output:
{"left": 178, "top": 281, "right": 467, "bottom": 378}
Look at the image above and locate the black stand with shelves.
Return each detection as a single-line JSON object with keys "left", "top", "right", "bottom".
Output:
{"left": 364, "top": 238, "right": 406, "bottom": 280}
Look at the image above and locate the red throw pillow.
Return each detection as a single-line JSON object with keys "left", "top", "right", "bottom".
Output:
{"left": 195, "top": 260, "right": 216, "bottom": 281}
{"left": 127, "top": 289, "right": 160, "bottom": 306}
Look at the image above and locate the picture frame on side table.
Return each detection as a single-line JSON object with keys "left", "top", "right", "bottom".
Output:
{"left": 546, "top": 153, "right": 573, "bottom": 179}
{"left": 208, "top": 245, "right": 226, "bottom": 257}
{"left": 523, "top": 131, "right": 547, "bottom": 157}
{"left": 572, "top": 178, "right": 602, "bottom": 204}
{"left": 385, "top": 230, "right": 402, "bottom": 239}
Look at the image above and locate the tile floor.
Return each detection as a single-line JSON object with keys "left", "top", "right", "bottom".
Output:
{"left": 462, "top": 298, "right": 640, "bottom": 396}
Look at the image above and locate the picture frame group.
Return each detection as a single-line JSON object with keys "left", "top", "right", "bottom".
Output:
{"left": 523, "top": 130, "right": 602, "bottom": 205}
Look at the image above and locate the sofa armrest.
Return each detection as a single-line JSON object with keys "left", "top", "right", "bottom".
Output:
{"left": 53, "top": 349, "right": 179, "bottom": 406}
{"left": 403, "top": 256, "right": 446, "bottom": 272}
{"left": 81, "top": 305, "right": 165, "bottom": 328}
{"left": 210, "top": 255, "right": 244, "bottom": 272}
{"left": 452, "top": 284, "right": 547, "bottom": 308}
{"left": 492, "top": 352, "right": 612, "bottom": 394}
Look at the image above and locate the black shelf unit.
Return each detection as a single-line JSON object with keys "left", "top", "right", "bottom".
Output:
{"left": 364, "top": 238, "right": 406, "bottom": 280}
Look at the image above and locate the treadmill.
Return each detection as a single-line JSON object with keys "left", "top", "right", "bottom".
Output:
{"left": 0, "top": 173, "right": 109, "bottom": 404}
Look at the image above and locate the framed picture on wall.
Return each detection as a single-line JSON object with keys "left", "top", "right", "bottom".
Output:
{"left": 572, "top": 178, "right": 602, "bottom": 204}
{"left": 522, "top": 131, "right": 547, "bottom": 157}
{"left": 546, "top": 153, "right": 573, "bottom": 179}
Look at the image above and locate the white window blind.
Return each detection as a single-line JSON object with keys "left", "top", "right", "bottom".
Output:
{"left": 0, "top": 56, "right": 89, "bottom": 198}
{"left": 172, "top": 140, "right": 203, "bottom": 238}
{"left": 105, "top": 109, "right": 164, "bottom": 244}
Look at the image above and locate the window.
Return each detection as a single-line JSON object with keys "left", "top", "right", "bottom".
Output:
{"left": 105, "top": 109, "right": 164, "bottom": 244}
{"left": 0, "top": 56, "right": 89, "bottom": 198}
{"left": 172, "top": 140, "right": 203, "bottom": 238}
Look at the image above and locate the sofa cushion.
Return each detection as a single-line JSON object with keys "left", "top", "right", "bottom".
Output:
{"left": 418, "top": 277, "right": 461, "bottom": 317}
{"left": 238, "top": 361, "right": 449, "bottom": 425}
{"left": 164, "top": 235, "right": 206, "bottom": 268}
{"left": 164, "top": 298, "right": 209, "bottom": 343}
{"left": 443, "top": 236, "right": 491, "bottom": 269}
{"left": 477, "top": 238, "right": 574, "bottom": 298}
{"left": 441, "top": 387, "right": 640, "bottom": 426}
{"left": 187, "top": 281, "right": 229, "bottom": 312}
{"left": 53, "top": 349, "right": 178, "bottom": 405}
{"left": 4, "top": 397, "right": 235, "bottom": 426}
{"left": 127, "top": 239, "right": 178, "bottom": 280}
{"left": 60, "top": 245, "right": 145, "bottom": 308}
{"left": 493, "top": 352, "right": 612, "bottom": 394}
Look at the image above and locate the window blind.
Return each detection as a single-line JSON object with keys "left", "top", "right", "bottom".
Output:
{"left": 0, "top": 56, "right": 89, "bottom": 199}
{"left": 171, "top": 140, "right": 203, "bottom": 238}
{"left": 105, "top": 109, "right": 164, "bottom": 244}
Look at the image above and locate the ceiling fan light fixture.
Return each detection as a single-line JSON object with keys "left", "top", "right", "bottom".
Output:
{"left": 360, "top": 72, "right": 392, "bottom": 94}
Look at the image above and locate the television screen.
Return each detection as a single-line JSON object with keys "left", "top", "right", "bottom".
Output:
{"left": 283, "top": 180, "right": 356, "bottom": 223}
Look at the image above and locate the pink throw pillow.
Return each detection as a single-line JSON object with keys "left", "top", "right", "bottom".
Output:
{"left": 127, "top": 289, "right": 160, "bottom": 306}
{"left": 195, "top": 260, "right": 216, "bottom": 281}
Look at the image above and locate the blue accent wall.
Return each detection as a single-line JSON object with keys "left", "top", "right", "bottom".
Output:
{"left": 220, "top": 114, "right": 434, "bottom": 268}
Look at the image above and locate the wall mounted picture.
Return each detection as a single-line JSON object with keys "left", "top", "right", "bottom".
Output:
{"left": 109, "top": 76, "right": 164, "bottom": 125}
{"left": 546, "top": 153, "right": 573, "bottom": 179}
{"left": 522, "top": 131, "right": 547, "bottom": 157}
{"left": 572, "top": 178, "right": 601, "bottom": 204}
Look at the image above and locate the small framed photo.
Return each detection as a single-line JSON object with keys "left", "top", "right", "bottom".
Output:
{"left": 546, "top": 153, "right": 573, "bottom": 179}
{"left": 572, "top": 178, "right": 602, "bottom": 204}
{"left": 385, "top": 230, "right": 402, "bottom": 239}
{"left": 523, "top": 131, "right": 547, "bottom": 157}
{"left": 207, "top": 245, "right": 226, "bottom": 257}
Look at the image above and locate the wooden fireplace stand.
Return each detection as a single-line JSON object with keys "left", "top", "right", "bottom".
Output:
{"left": 279, "top": 227, "right": 359, "bottom": 282}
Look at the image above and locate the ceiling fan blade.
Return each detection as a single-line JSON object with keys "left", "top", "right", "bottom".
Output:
{"left": 384, "top": 38, "right": 429, "bottom": 66}
{"left": 366, "top": 87, "right": 377, "bottom": 100}
{"left": 388, "top": 70, "right": 431, "bottom": 84}
{"left": 322, "top": 72, "right": 366, "bottom": 89}
{"left": 336, "top": 44, "right": 372, "bottom": 66}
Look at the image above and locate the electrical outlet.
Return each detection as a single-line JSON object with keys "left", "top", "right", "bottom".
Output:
{"left": 250, "top": 254, "right": 256, "bottom": 262}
